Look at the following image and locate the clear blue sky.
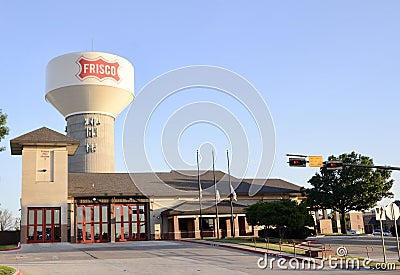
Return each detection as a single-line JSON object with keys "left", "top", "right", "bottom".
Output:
{"left": 1, "top": 1, "right": 400, "bottom": 216}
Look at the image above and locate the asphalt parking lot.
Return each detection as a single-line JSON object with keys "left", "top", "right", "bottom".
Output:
{"left": 0, "top": 240, "right": 398, "bottom": 275}
{"left": 2, "top": 241, "right": 267, "bottom": 275}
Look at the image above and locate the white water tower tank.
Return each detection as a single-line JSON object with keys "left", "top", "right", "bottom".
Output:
{"left": 45, "top": 52, "right": 134, "bottom": 172}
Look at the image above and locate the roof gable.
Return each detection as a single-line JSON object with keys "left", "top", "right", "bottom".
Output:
{"left": 10, "top": 127, "right": 79, "bottom": 155}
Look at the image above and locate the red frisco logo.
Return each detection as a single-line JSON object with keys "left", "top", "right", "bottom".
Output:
{"left": 76, "top": 56, "right": 120, "bottom": 82}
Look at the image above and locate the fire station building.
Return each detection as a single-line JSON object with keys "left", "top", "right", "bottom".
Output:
{"left": 10, "top": 127, "right": 304, "bottom": 244}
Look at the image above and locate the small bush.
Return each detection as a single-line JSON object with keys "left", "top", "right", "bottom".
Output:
{"left": 260, "top": 227, "right": 314, "bottom": 239}
{"left": 0, "top": 265, "right": 16, "bottom": 275}
{"left": 287, "top": 227, "right": 315, "bottom": 239}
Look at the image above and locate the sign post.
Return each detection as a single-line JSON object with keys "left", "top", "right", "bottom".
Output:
{"left": 376, "top": 206, "right": 387, "bottom": 263}
{"left": 386, "top": 203, "right": 400, "bottom": 261}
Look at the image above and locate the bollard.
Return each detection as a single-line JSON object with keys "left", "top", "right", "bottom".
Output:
{"left": 366, "top": 246, "right": 373, "bottom": 259}
{"left": 293, "top": 240, "right": 296, "bottom": 257}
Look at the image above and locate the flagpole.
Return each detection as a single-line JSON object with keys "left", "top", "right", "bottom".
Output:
{"left": 227, "top": 150, "right": 235, "bottom": 238}
{"left": 197, "top": 150, "right": 203, "bottom": 239}
{"left": 212, "top": 150, "right": 220, "bottom": 239}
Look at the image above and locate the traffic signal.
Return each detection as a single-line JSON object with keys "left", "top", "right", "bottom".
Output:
{"left": 325, "top": 161, "right": 343, "bottom": 170}
{"left": 289, "top": 158, "right": 307, "bottom": 167}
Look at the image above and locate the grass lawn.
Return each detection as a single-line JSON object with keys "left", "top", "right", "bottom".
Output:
{"left": 0, "top": 265, "right": 15, "bottom": 275}
{"left": 0, "top": 244, "right": 18, "bottom": 251}
{"left": 212, "top": 237, "right": 308, "bottom": 256}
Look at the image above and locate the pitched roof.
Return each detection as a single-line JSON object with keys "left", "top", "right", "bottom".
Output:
{"left": 156, "top": 170, "right": 301, "bottom": 196}
{"left": 68, "top": 173, "right": 145, "bottom": 197}
{"left": 10, "top": 127, "right": 79, "bottom": 155}
{"left": 68, "top": 170, "right": 302, "bottom": 198}
{"left": 160, "top": 200, "right": 248, "bottom": 216}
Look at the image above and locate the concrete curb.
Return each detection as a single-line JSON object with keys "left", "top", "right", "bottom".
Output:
{"left": 179, "top": 239, "right": 315, "bottom": 262}
{"left": 12, "top": 269, "right": 21, "bottom": 275}
{"left": 0, "top": 242, "right": 21, "bottom": 252}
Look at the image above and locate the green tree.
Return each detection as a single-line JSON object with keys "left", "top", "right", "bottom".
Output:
{"left": 246, "top": 199, "right": 314, "bottom": 239}
{"left": 0, "top": 110, "right": 9, "bottom": 152}
{"left": 304, "top": 152, "right": 393, "bottom": 234}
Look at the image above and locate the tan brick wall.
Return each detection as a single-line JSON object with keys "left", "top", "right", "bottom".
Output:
{"left": 20, "top": 146, "right": 69, "bottom": 243}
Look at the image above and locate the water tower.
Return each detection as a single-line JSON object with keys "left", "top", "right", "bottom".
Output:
{"left": 45, "top": 52, "right": 134, "bottom": 173}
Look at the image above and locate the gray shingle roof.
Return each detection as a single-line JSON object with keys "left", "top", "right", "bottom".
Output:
{"left": 68, "top": 173, "right": 145, "bottom": 197}
{"left": 10, "top": 127, "right": 79, "bottom": 155}
{"left": 68, "top": 170, "right": 302, "bottom": 198}
{"left": 157, "top": 170, "right": 301, "bottom": 196}
{"left": 160, "top": 201, "right": 248, "bottom": 216}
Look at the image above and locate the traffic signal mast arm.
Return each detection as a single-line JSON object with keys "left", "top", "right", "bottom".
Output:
{"left": 286, "top": 154, "right": 308, "bottom": 158}
{"left": 338, "top": 163, "right": 400, "bottom": 171}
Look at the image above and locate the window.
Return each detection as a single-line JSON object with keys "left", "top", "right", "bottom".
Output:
{"left": 201, "top": 218, "right": 214, "bottom": 230}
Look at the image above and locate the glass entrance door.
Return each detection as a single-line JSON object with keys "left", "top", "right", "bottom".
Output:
{"left": 27, "top": 207, "right": 61, "bottom": 243}
{"left": 76, "top": 204, "right": 108, "bottom": 243}
{"left": 115, "top": 204, "right": 147, "bottom": 241}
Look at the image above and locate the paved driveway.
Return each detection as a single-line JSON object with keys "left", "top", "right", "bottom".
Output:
{"left": 0, "top": 241, "right": 398, "bottom": 274}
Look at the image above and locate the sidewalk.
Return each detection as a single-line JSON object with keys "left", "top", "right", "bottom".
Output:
{"left": 180, "top": 239, "right": 323, "bottom": 263}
